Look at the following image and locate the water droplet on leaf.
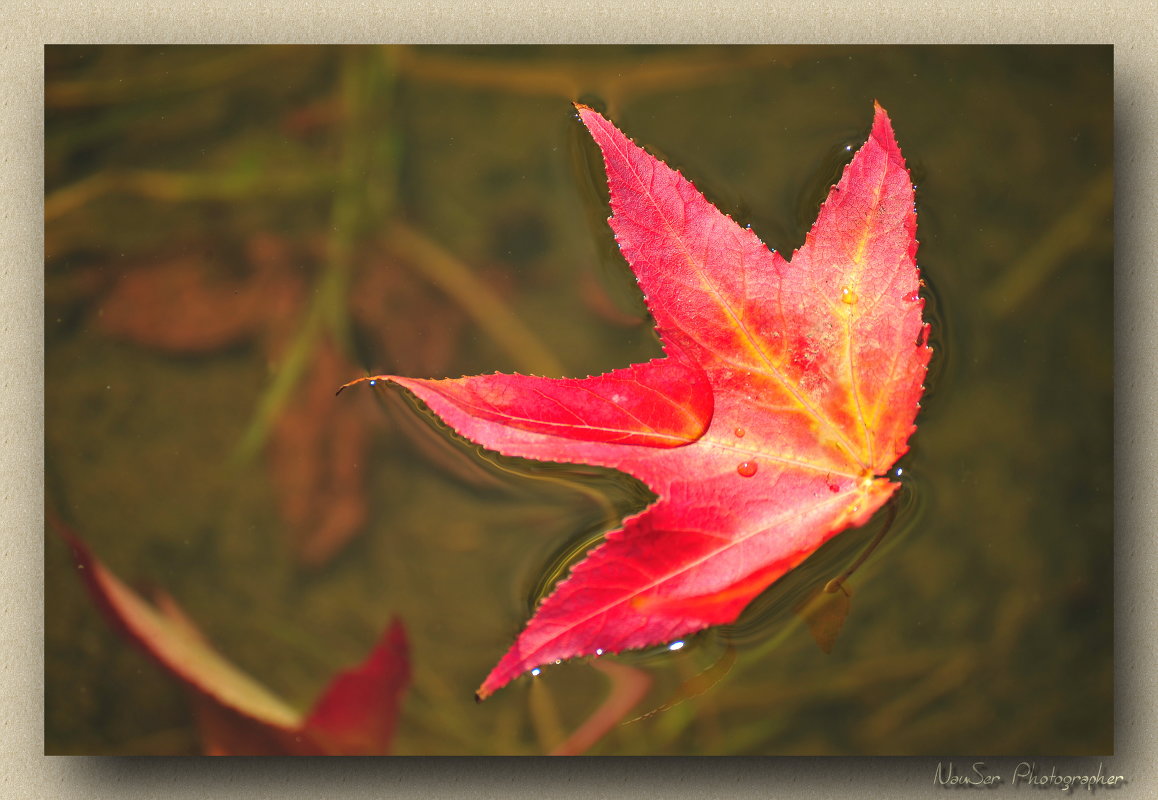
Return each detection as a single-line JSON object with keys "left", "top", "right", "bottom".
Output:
{"left": 737, "top": 461, "right": 758, "bottom": 478}
{"left": 733, "top": 426, "right": 746, "bottom": 438}
{"left": 841, "top": 287, "right": 858, "bottom": 305}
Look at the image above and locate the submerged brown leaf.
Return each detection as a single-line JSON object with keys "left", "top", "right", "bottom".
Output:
{"left": 83, "top": 228, "right": 476, "bottom": 565}
{"left": 97, "top": 254, "right": 274, "bottom": 353}
{"left": 794, "top": 583, "right": 853, "bottom": 654}
{"left": 268, "top": 339, "right": 372, "bottom": 566}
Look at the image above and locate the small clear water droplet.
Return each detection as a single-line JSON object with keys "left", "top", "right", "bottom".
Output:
{"left": 737, "top": 461, "right": 758, "bottom": 478}
{"left": 531, "top": 668, "right": 541, "bottom": 676}
{"left": 595, "top": 648, "right": 604, "bottom": 656}
{"left": 368, "top": 379, "right": 377, "bottom": 386}
{"left": 668, "top": 640, "right": 686, "bottom": 651}
{"left": 733, "top": 426, "right": 746, "bottom": 438}
{"left": 903, "top": 290, "right": 920, "bottom": 303}
{"left": 841, "top": 287, "right": 858, "bottom": 305}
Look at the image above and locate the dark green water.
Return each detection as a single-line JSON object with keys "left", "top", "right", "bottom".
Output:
{"left": 45, "top": 45, "right": 1112, "bottom": 755}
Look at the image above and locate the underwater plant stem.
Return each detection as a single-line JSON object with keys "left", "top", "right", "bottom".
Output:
{"left": 528, "top": 677, "right": 567, "bottom": 753}
{"left": 824, "top": 494, "right": 898, "bottom": 594}
{"left": 396, "top": 46, "right": 822, "bottom": 104}
{"left": 233, "top": 305, "right": 321, "bottom": 464}
{"left": 46, "top": 47, "right": 293, "bottom": 108}
{"left": 386, "top": 221, "right": 564, "bottom": 377}
{"left": 233, "top": 49, "right": 385, "bottom": 464}
{"left": 986, "top": 169, "right": 1112, "bottom": 318}
{"left": 861, "top": 651, "right": 977, "bottom": 741}
{"left": 550, "top": 660, "right": 652, "bottom": 755}
{"left": 622, "top": 645, "right": 736, "bottom": 729}
{"left": 43, "top": 168, "right": 328, "bottom": 225}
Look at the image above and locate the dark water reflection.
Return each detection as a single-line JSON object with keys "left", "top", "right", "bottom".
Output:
{"left": 45, "top": 45, "right": 1112, "bottom": 755}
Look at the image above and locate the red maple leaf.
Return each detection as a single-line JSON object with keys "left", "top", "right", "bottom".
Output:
{"left": 344, "top": 102, "right": 930, "bottom": 699}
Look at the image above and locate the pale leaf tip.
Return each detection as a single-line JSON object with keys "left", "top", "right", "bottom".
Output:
{"left": 871, "top": 102, "right": 891, "bottom": 132}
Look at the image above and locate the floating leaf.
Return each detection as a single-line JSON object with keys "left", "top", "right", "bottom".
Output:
{"left": 345, "top": 103, "right": 929, "bottom": 698}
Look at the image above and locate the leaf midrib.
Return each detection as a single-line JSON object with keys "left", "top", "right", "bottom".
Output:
{"left": 601, "top": 121, "right": 871, "bottom": 474}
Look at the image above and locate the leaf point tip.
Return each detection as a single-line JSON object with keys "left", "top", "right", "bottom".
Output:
{"left": 337, "top": 375, "right": 389, "bottom": 396}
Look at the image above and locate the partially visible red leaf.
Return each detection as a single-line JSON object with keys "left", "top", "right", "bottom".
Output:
{"left": 60, "top": 528, "right": 410, "bottom": 755}
{"left": 301, "top": 620, "right": 410, "bottom": 755}
{"left": 344, "top": 103, "right": 929, "bottom": 699}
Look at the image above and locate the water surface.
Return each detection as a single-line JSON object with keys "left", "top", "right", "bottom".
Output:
{"left": 45, "top": 45, "right": 1113, "bottom": 755}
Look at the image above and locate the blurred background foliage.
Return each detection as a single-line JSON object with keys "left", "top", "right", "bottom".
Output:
{"left": 45, "top": 45, "right": 1112, "bottom": 755}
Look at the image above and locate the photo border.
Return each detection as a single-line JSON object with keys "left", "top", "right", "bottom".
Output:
{"left": 7, "top": 4, "right": 1153, "bottom": 797}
